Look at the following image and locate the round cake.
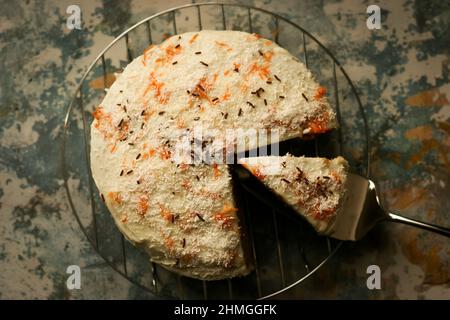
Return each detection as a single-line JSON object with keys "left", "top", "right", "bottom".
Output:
{"left": 90, "top": 30, "right": 337, "bottom": 280}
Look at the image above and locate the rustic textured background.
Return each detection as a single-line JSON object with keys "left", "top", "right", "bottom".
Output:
{"left": 0, "top": 0, "right": 449, "bottom": 299}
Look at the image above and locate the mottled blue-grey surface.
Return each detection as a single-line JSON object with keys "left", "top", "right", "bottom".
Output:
{"left": 0, "top": 0, "right": 449, "bottom": 299}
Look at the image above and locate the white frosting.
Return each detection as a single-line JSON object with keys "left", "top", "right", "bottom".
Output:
{"left": 90, "top": 30, "right": 336, "bottom": 280}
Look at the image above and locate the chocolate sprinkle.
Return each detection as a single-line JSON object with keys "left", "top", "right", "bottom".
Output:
{"left": 194, "top": 117, "right": 200, "bottom": 121}
{"left": 100, "top": 193, "right": 105, "bottom": 202}
{"left": 246, "top": 101, "right": 255, "bottom": 108}
{"left": 128, "top": 142, "right": 134, "bottom": 146}
{"left": 195, "top": 51, "right": 202, "bottom": 55}
{"left": 279, "top": 95, "right": 285, "bottom": 99}
{"left": 274, "top": 75, "right": 281, "bottom": 82}
{"left": 315, "top": 179, "right": 329, "bottom": 198}
{"left": 281, "top": 178, "right": 291, "bottom": 184}
{"left": 281, "top": 161, "right": 286, "bottom": 168}
{"left": 295, "top": 167, "right": 310, "bottom": 185}
{"left": 266, "top": 80, "right": 272, "bottom": 84}
{"left": 158, "top": 111, "right": 165, "bottom": 115}
{"left": 196, "top": 213, "right": 205, "bottom": 221}
{"left": 136, "top": 153, "right": 141, "bottom": 159}
{"left": 238, "top": 108, "right": 243, "bottom": 116}
{"left": 195, "top": 175, "right": 200, "bottom": 181}
{"left": 212, "top": 97, "right": 219, "bottom": 102}
{"left": 252, "top": 87, "right": 265, "bottom": 98}
{"left": 175, "top": 44, "right": 181, "bottom": 49}
{"left": 258, "top": 50, "right": 264, "bottom": 56}
{"left": 172, "top": 61, "right": 178, "bottom": 65}
{"left": 117, "top": 119, "right": 124, "bottom": 127}
{"left": 141, "top": 110, "right": 146, "bottom": 116}
{"left": 200, "top": 61, "right": 209, "bottom": 67}
{"left": 223, "top": 112, "right": 228, "bottom": 119}
{"left": 126, "top": 170, "right": 133, "bottom": 175}
{"left": 302, "top": 93, "right": 309, "bottom": 102}
{"left": 137, "top": 179, "right": 140, "bottom": 185}
{"left": 120, "top": 169, "right": 124, "bottom": 176}
{"left": 187, "top": 90, "right": 191, "bottom": 94}
{"left": 182, "top": 238, "right": 186, "bottom": 248}
{"left": 264, "top": 99, "right": 267, "bottom": 106}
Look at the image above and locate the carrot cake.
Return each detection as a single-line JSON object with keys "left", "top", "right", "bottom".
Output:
{"left": 90, "top": 30, "right": 337, "bottom": 280}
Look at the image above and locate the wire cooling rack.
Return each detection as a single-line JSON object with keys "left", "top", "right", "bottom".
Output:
{"left": 62, "top": 2, "right": 369, "bottom": 299}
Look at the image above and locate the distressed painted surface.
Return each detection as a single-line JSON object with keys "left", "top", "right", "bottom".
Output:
{"left": 0, "top": 0, "right": 449, "bottom": 299}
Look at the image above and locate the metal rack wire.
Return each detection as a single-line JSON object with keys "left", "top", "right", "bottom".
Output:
{"left": 62, "top": 2, "right": 369, "bottom": 299}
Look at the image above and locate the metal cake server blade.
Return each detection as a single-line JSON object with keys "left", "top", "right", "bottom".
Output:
{"left": 329, "top": 173, "right": 450, "bottom": 240}
{"left": 233, "top": 165, "right": 450, "bottom": 240}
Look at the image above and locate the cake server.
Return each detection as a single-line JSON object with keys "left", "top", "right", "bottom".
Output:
{"left": 328, "top": 173, "right": 450, "bottom": 240}
{"left": 233, "top": 166, "right": 450, "bottom": 240}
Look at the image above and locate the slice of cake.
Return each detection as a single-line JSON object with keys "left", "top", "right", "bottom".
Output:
{"left": 238, "top": 155, "right": 348, "bottom": 234}
{"left": 90, "top": 30, "right": 337, "bottom": 280}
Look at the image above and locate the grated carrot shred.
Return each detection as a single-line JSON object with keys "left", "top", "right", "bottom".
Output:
{"left": 242, "top": 163, "right": 265, "bottom": 180}
{"left": 164, "top": 237, "right": 174, "bottom": 248}
{"left": 159, "top": 203, "right": 174, "bottom": 222}
{"left": 247, "top": 33, "right": 262, "bottom": 40}
{"left": 262, "top": 51, "right": 274, "bottom": 62}
{"left": 213, "top": 204, "right": 238, "bottom": 228}
{"left": 213, "top": 163, "right": 220, "bottom": 178}
{"left": 179, "top": 163, "right": 190, "bottom": 171}
{"left": 159, "top": 147, "right": 171, "bottom": 160}
{"left": 92, "top": 106, "right": 104, "bottom": 121}
{"left": 138, "top": 195, "right": 149, "bottom": 216}
{"left": 142, "top": 44, "right": 155, "bottom": 66}
{"left": 248, "top": 62, "right": 271, "bottom": 80}
{"left": 144, "top": 72, "right": 165, "bottom": 99}
{"left": 189, "top": 33, "right": 199, "bottom": 44}
{"left": 181, "top": 179, "right": 191, "bottom": 190}
{"left": 215, "top": 41, "right": 232, "bottom": 52}
{"left": 108, "top": 191, "right": 122, "bottom": 204}
{"left": 222, "top": 89, "right": 231, "bottom": 101}
{"left": 314, "top": 86, "right": 327, "bottom": 100}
